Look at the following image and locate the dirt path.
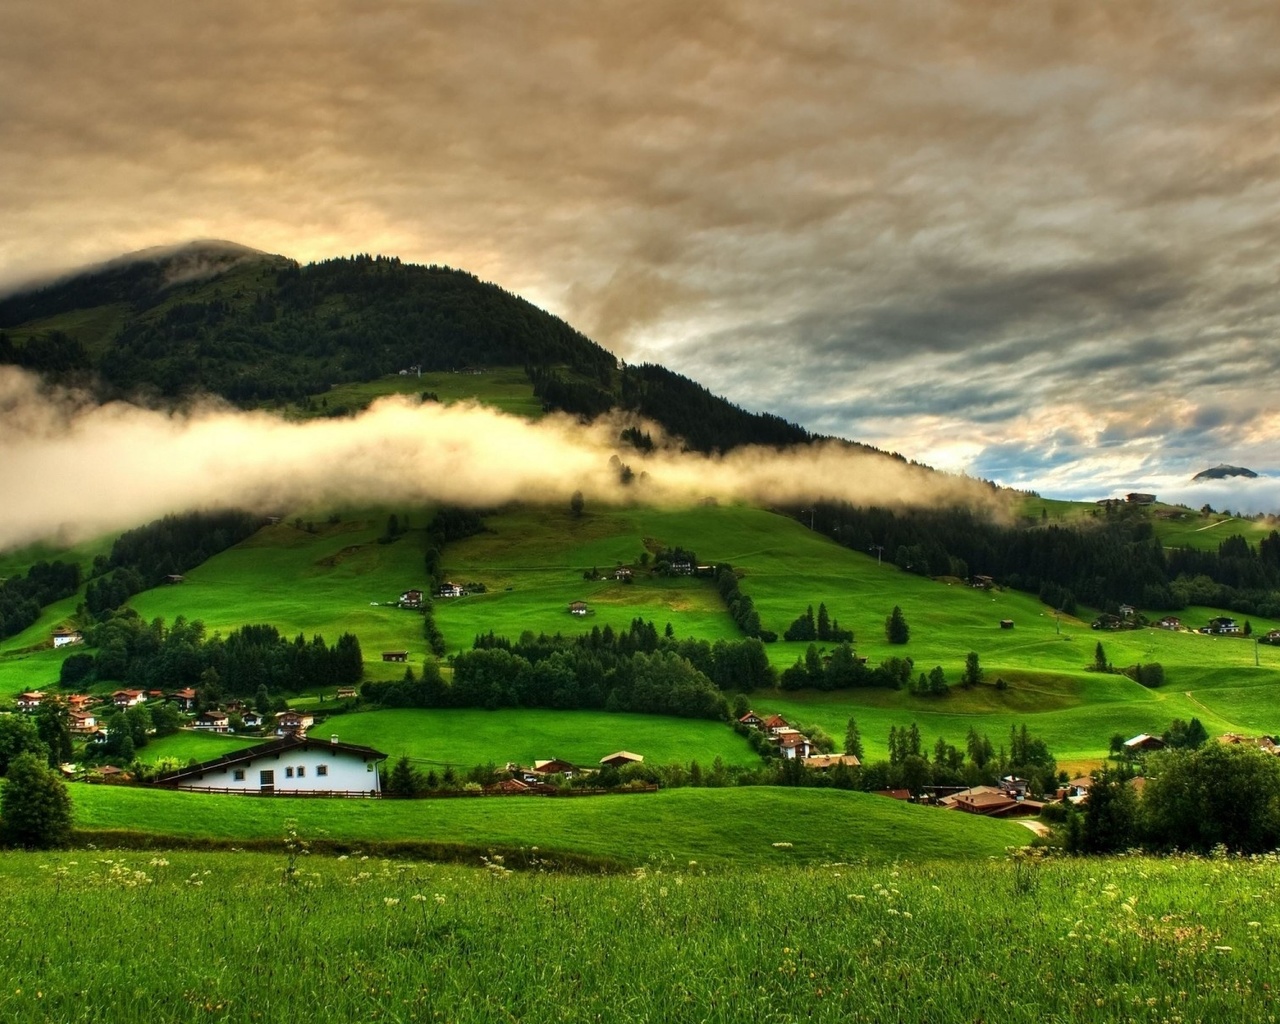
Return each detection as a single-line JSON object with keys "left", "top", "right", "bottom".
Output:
{"left": 1018, "top": 820, "right": 1051, "bottom": 838}
{"left": 1194, "top": 517, "right": 1238, "bottom": 532}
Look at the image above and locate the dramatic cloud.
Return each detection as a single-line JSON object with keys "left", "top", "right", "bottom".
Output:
{"left": 0, "top": 368, "right": 998, "bottom": 551}
{"left": 1, "top": 1, "right": 1278, "bottom": 499}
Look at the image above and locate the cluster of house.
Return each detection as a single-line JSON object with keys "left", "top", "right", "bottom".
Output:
{"left": 489, "top": 751, "right": 649, "bottom": 794}
{"left": 737, "top": 710, "right": 861, "bottom": 769}
{"left": 1089, "top": 612, "right": 1274, "bottom": 640}
{"left": 12, "top": 686, "right": 335, "bottom": 747}
{"left": 1218, "top": 732, "right": 1280, "bottom": 755}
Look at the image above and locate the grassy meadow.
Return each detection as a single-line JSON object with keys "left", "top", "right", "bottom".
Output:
{"left": 1, "top": 848, "right": 1278, "bottom": 1023}
{"left": 296, "top": 366, "right": 546, "bottom": 419}
{"left": 68, "top": 785, "right": 1027, "bottom": 866}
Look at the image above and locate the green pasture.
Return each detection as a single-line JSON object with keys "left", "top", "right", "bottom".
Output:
{"left": 69, "top": 785, "right": 1025, "bottom": 865}
{"left": 140, "top": 730, "right": 262, "bottom": 766}
{"left": 126, "top": 514, "right": 432, "bottom": 678}
{"left": 297, "top": 366, "right": 543, "bottom": 419}
{"left": 1, "top": 850, "right": 1276, "bottom": 1023}
{"left": 321, "top": 707, "right": 758, "bottom": 768}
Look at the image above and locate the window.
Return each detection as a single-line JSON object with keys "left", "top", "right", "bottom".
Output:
{"left": 232, "top": 768, "right": 246, "bottom": 782}
{"left": 296, "top": 766, "right": 305, "bottom": 778}
{"left": 317, "top": 765, "right": 328, "bottom": 777}
{"left": 285, "top": 767, "right": 294, "bottom": 778}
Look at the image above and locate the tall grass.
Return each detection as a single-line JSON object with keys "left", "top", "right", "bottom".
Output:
{"left": 0, "top": 848, "right": 1276, "bottom": 1023}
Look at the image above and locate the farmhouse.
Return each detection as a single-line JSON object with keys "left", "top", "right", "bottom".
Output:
{"left": 15, "top": 691, "right": 45, "bottom": 712}
{"left": 999, "top": 619, "right": 1014, "bottom": 629}
{"left": 382, "top": 651, "right": 409, "bottom": 663}
{"left": 600, "top": 751, "right": 643, "bottom": 768}
{"left": 761, "top": 714, "right": 791, "bottom": 737}
{"left": 195, "top": 710, "right": 231, "bottom": 732}
{"left": 802, "top": 753, "right": 860, "bottom": 770}
{"left": 737, "top": 710, "right": 764, "bottom": 729}
{"left": 569, "top": 601, "right": 589, "bottom": 616}
{"left": 1264, "top": 630, "right": 1280, "bottom": 645}
{"left": 336, "top": 686, "right": 357, "bottom": 699}
{"left": 1126, "top": 493, "right": 1156, "bottom": 505}
{"left": 613, "top": 568, "right": 633, "bottom": 581}
{"left": 533, "top": 758, "right": 576, "bottom": 776}
{"left": 399, "top": 589, "right": 424, "bottom": 608}
{"left": 113, "top": 689, "right": 145, "bottom": 708}
{"left": 152, "top": 735, "right": 387, "bottom": 796}
{"left": 275, "top": 710, "right": 315, "bottom": 737}
{"left": 241, "top": 710, "right": 264, "bottom": 729}
{"left": 1157, "top": 616, "right": 1182, "bottom": 630}
{"left": 438, "top": 582, "right": 466, "bottom": 598}
{"left": 51, "top": 628, "right": 83, "bottom": 648}
{"left": 69, "top": 711, "right": 97, "bottom": 734}
{"left": 66, "top": 694, "right": 93, "bottom": 711}
{"left": 775, "top": 729, "right": 813, "bottom": 759}
{"left": 1124, "top": 734, "right": 1165, "bottom": 752}
{"left": 169, "top": 687, "right": 198, "bottom": 711}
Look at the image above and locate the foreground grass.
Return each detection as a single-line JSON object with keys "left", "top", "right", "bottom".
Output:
{"left": 1, "top": 849, "right": 1277, "bottom": 1023}
{"left": 70, "top": 785, "right": 1026, "bottom": 867}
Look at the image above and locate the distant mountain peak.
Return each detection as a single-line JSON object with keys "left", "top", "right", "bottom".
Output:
{"left": 1192, "top": 464, "right": 1258, "bottom": 481}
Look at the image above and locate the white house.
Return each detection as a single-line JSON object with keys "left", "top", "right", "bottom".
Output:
{"left": 152, "top": 735, "right": 387, "bottom": 796}
{"left": 52, "top": 628, "right": 83, "bottom": 648}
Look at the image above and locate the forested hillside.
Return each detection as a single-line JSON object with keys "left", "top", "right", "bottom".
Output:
{"left": 0, "top": 245, "right": 819, "bottom": 455}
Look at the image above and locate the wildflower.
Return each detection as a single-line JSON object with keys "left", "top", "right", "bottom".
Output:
{"left": 411, "top": 894, "right": 428, "bottom": 903}
{"left": 772, "top": 842, "right": 793, "bottom": 849}
{"left": 435, "top": 894, "right": 446, "bottom": 905}
{"left": 384, "top": 897, "right": 400, "bottom": 906}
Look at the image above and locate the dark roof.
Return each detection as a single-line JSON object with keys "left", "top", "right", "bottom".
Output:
{"left": 152, "top": 735, "right": 388, "bottom": 786}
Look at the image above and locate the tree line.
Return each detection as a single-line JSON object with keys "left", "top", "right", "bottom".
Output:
{"left": 58, "top": 613, "right": 362, "bottom": 695}
{"left": 801, "top": 501, "right": 1280, "bottom": 619}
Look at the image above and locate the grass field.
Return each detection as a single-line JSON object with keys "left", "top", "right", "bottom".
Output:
{"left": 1, "top": 849, "right": 1276, "bottom": 1023}
{"left": 69, "top": 785, "right": 1026, "bottom": 865}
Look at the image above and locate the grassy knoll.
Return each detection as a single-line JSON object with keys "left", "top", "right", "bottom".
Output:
{"left": 1, "top": 850, "right": 1277, "bottom": 1024}
{"left": 140, "top": 730, "right": 260, "bottom": 766}
{"left": 69, "top": 785, "right": 1025, "bottom": 866}
{"left": 297, "top": 366, "right": 544, "bottom": 419}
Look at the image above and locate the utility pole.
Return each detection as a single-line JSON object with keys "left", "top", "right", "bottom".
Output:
{"left": 870, "top": 545, "right": 884, "bottom": 565}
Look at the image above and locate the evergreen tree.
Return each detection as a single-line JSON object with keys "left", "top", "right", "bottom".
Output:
{"left": 35, "top": 699, "right": 73, "bottom": 767}
{"left": 928, "top": 664, "right": 948, "bottom": 695}
{"left": 962, "top": 652, "right": 983, "bottom": 688}
{"left": 386, "top": 756, "right": 421, "bottom": 797}
{"left": 817, "top": 603, "right": 831, "bottom": 641}
{"left": 844, "top": 718, "right": 864, "bottom": 759}
{"left": 885, "top": 606, "right": 910, "bottom": 644}
{"left": 1093, "top": 641, "right": 1109, "bottom": 673}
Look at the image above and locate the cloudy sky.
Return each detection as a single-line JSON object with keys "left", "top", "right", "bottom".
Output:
{"left": 2, "top": 1, "right": 1278, "bottom": 507}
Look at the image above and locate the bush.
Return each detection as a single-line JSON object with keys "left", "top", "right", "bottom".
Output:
{"left": 0, "top": 752, "right": 72, "bottom": 849}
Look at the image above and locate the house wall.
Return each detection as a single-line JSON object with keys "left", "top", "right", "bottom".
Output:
{"left": 175, "top": 746, "right": 381, "bottom": 794}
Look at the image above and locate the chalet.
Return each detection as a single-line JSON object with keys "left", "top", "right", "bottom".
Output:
{"left": 147, "top": 689, "right": 166, "bottom": 701}
{"left": 1204, "top": 617, "right": 1240, "bottom": 635}
{"left": 738, "top": 710, "right": 764, "bottom": 729}
{"left": 195, "top": 710, "right": 231, "bottom": 733}
{"left": 761, "top": 714, "right": 791, "bottom": 737}
{"left": 613, "top": 567, "right": 633, "bottom": 581}
{"left": 275, "top": 711, "right": 315, "bottom": 737}
{"left": 241, "top": 710, "right": 264, "bottom": 729}
{"left": 15, "top": 691, "right": 45, "bottom": 712}
{"left": 1124, "top": 733, "right": 1165, "bottom": 752}
{"left": 775, "top": 729, "right": 813, "bottom": 760}
{"left": 152, "top": 734, "right": 387, "bottom": 796}
{"left": 1000, "top": 775, "right": 1030, "bottom": 798}
{"left": 1157, "top": 616, "right": 1182, "bottom": 630}
{"left": 1264, "top": 630, "right": 1280, "bottom": 645}
{"left": 599, "top": 751, "right": 644, "bottom": 769}
{"left": 1118, "top": 604, "right": 1135, "bottom": 618}
{"left": 1057, "top": 776, "right": 1093, "bottom": 804}
{"left": 69, "top": 711, "right": 97, "bottom": 734}
{"left": 91, "top": 764, "right": 126, "bottom": 780}
{"left": 487, "top": 778, "right": 533, "bottom": 795}
{"left": 169, "top": 688, "right": 198, "bottom": 711}
{"left": 802, "top": 753, "right": 861, "bottom": 770}
{"left": 943, "top": 785, "right": 1043, "bottom": 817}
{"left": 1126, "top": 493, "right": 1156, "bottom": 505}
{"left": 66, "top": 694, "right": 93, "bottom": 711}
{"left": 336, "top": 686, "right": 357, "bottom": 700}
{"left": 438, "top": 582, "right": 466, "bottom": 598}
{"left": 51, "top": 628, "right": 83, "bottom": 648}
{"left": 164, "top": 574, "right": 185, "bottom": 584}
{"left": 533, "top": 758, "right": 576, "bottom": 776}
{"left": 382, "top": 651, "right": 409, "bottom": 663}
{"left": 970, "top": 575, "right": 995, "bottom": 589}
{"left": 569, "top": 601, "right": 589, "bottom": 616}
{"left": 113, "top": 689, "right": 145, "bottom": 708}
{"left": 874, "top": 789, "right": 913, "bottom": 801}
{"left": 399, "top": 589, "right": 424, "bottom": 608}
{"left": 88, "top": 729, "right": 110, "bottom": 746}
{"left": 999, "top": 619, "right": 1014, "bottom": 629}
{"left": 670, "top": 561, "right": 693, "bottom": 576}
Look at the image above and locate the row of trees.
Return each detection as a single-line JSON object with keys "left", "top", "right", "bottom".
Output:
{"left": 714, "top": 565, "right": 776, "bottom": 642}
{"left": 59, "top": 612, "right": 362, "bottom": 694}
{"left": 783, "top": 603, "right": 853, "bottom": 643}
